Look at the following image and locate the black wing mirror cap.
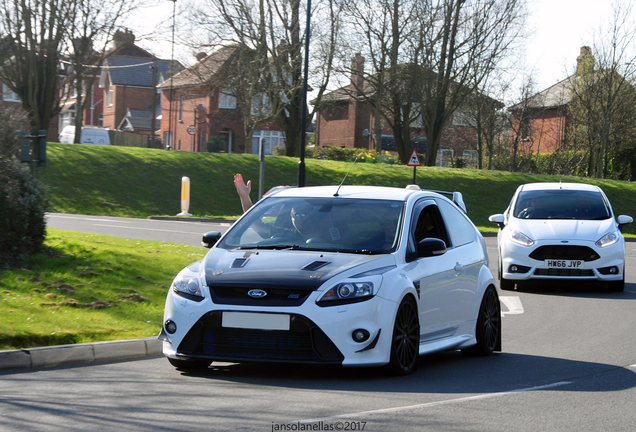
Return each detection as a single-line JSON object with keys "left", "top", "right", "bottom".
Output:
{"left": 202, "top": 231, "right": 222, "bottom": 248}
{"left": 417, "top": 238, "right": 447, "bottom": 258}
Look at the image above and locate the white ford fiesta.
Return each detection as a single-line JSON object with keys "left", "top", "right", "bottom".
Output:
{"left": 160, "top": 185, "right": 501, "bottom": 375}
{"left": 489, "top": 182, "right": 633, "bottom": 292}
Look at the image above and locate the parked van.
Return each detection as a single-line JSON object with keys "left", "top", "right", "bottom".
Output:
{"left": 58, "top": 126, "right": 111, "bottom": 145}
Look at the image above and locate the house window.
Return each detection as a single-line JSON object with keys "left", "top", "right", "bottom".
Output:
{"left": 179, "top": 96, "right": 184, "bottom": 122}
{"left": 72, "top": 80, "right": 85, "bottom": 98}
{"left": 2, "top": 84, "right": 20, "bottom": 102}
{"left": 520, "top": 116, "right": 530, "bottom": 141}
{"left": 452, "top": 109, "right": 475, "bottom": 127}
{"left": 107, "top": 90, "right": 113, "bottom": 107}
{"left": 403, "top": 103, "right": 423, "bottom": 128}
{"left": 252, "top": 130, "right": 285, "bottom": 155}
{"left": 436, "top": 149, "right": 454, "bottom": 168}
{"left": 219, "top": 90, "right": 237, "bottom": 109}
{"left": 251, "top": 94, "right": 271, "bottom": 116}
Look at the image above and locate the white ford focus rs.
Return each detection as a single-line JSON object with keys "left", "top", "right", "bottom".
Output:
{"left": 160, "top": 185, "right": 500, "bottom": 375}
{"left": 489, "top": 182, "right": 632, "bottom": 292}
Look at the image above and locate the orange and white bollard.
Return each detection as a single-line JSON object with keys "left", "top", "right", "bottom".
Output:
{"left": 177, "top": 176, "right": 192, "bottom": 216}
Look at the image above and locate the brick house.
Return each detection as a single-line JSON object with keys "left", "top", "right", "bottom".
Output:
{"left": 314, "top": 54, "right": 489, "bottom": 166}
{"left": 509, "top": 47, "right": 597, "bottom": 154}
{"left": 59, "top": 30, "right": 182, "bottom": 142}
{"left": 157, "top": 45, "right": 284, "bottom": 153}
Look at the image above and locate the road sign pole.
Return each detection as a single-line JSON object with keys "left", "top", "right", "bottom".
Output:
{"left": 413, "top": 166, "right": 416, "bottom": 184}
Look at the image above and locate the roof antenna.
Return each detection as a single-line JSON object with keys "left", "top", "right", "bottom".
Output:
{"left": 334, "top": 155, "right": 360, "bottom": 196}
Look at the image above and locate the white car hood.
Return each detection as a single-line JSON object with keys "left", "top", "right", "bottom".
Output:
{"left": 511, "top": 218, "right": 616, "bottom": 242}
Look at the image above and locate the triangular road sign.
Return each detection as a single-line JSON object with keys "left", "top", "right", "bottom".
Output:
{"left": 407, "top": 148, "right": 421, "bottom": 166}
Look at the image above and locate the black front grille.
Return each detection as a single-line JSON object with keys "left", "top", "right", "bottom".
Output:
{"left": 529, "top": 245, "right": 600, "bottom": 261}
{"left": 534, "top": 268, "right": 595, "bottom": 277}
{"left": 209, "top": 286, "right": 312, "bottom": 306}
{"left": 177, "top": 311, "right": 344, "bottom": 364}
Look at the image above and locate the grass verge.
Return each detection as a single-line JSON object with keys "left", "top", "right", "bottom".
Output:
{"left": 0, "top": 229, "right": 205, "bottom": 350}
{"left": 39, "top": 143, "right": 636, "bottom": 234}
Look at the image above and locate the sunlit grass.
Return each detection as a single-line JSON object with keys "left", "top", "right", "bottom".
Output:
{"left": 0, "top": 229, "right": 206, "bottom": 350}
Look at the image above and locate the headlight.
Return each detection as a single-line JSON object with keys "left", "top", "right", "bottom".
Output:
{"left": 510, "top": 230, "right": 534, "bottom": 246}
{"left": 172, "top": 275, "right": 204, "bottom": 299}
{"left": 317, "top": 282, "right": 374, "bottom": 306}
{"left": 596, "top": 232, "right": 618, "bottom": 247}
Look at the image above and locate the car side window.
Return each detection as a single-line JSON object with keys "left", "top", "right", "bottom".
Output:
{"left": 437, "top": 199, "right": 475, "bottom": 247}
{"left": 412, "top": 202, "right": 450, "bottom": 247}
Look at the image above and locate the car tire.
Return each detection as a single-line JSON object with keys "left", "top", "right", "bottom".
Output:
{"left": 607, "top": 276, "right": 625, "bottom": 292}
{"left": 462, "top": 286, "right": 501, "bottom": 356}
{"left": 387, "top": 296, "right": 420, "bottom": 376}
{"left": 167, "top": 357, "right": 212, "bottom": 370}
{"left": 498, "top": 259, "right": 515, "bottom": 291}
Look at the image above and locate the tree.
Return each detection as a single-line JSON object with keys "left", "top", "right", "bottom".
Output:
{"left": 65, "top": 1, "right": 141, "bottom": 144}
{"left": 0, "top": 0, "right": 76, "bottom": 176}
{"left": 181, "top": 0, "right": 341, "bottom": 157}
{"left": 567, "top": 2, "right": 636, "bottom": 179}
{"left": 338, "top": 0, "right": 525, "bottom": 165}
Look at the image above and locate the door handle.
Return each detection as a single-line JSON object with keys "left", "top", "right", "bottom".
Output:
{"left": 454, "top": 262, "right": 463, "bottom": 272}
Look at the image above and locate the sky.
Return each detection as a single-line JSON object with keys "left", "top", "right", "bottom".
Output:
{"left": 126, "top": 0, "right": 616, "bottom": 95}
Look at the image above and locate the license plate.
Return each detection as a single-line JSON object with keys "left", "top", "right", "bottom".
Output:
{"left": 545, "top": 259, "right": 584, "bottom": 269}
{"left": 222, "top": 312, "right": 290, "bottom": 330}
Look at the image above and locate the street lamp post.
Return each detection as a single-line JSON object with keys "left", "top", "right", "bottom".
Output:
{"left": 298, "top": 0, "right": 312, "bottom": 187}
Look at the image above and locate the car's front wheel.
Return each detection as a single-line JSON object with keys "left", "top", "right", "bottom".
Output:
{"left": 167, "top": 357, "right": 212, "bottom": 370}
{"left": 387, "top": 296, "right": 420, "bottom": 376}
{"left": 462, "top": 286, "right": 501, "bottom": 356}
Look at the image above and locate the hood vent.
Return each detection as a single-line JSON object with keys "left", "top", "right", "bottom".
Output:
{"left": 231, "top": 258, "right": 249, "bottom": 268}
{"left": 302, "top": 261, "right": 330, "bottom": 271}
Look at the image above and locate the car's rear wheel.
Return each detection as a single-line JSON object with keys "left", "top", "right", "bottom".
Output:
{"left": 167, "top": 357, "right": 212, "bottom": 370}
{"left": 462, "top": 286, "right": 500, "bottom": 356}
{"left": 498, "top": 258, "right": 515, "bottom": 291}
{"left": 607, "top": 276, "right": 625, "bottom": 292}
{"left": 387, "top": 296, "right": 420, "bottom": 376}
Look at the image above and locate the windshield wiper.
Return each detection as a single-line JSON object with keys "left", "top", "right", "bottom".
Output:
{"left": 237, "top": 244, "right": 301, "bottom": 250}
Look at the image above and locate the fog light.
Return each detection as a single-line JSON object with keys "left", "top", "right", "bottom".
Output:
{"left": 352, "top": 329, "right": 370, "bottom": 343}
{"left": 610, "top": 267, "right": 618, "bottom": 274}
{"left": 165, "top": 320, "right": 177, "bottom": 334}
{"left": 510, "top": 265, "right": 518, "bottom": 273}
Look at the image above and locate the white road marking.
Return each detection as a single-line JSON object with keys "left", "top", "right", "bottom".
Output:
{"left": 500, "top": 296, "right": 524, "bottom": 316}
{"left": 298, "top": 381, "right": 571, "bottom": 423}
{"left": 92, "top": 224, "right": 205, "bottom": 234}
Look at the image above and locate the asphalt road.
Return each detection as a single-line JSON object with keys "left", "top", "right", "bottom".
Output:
{"left": 45, "top": 213, "right": 233, "bottom": 247}
{"left": 1, "top": 214, "right": 635, "bottom": 431}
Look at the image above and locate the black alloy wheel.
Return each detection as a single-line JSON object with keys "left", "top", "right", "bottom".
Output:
{"left": 463, "top": 286, "right": 501, "bottom": 356}
{"left": 387, "top": 296, "right": 420, "bottom": 376}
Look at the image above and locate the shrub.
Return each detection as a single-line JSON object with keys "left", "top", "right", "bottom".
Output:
{"left": 0, "top": 109, "right": 49, "bottom": 267}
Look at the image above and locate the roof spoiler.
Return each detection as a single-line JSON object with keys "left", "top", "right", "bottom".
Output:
{"left": 405, "top": 185, "right": 467, "bottom": 214}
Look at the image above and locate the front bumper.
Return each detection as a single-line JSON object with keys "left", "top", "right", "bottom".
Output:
{"left": 161, "top": 288, "right": 397, "bottom": 367}
{"left": 500, "top": 240, "right": 625, "bottom": 282}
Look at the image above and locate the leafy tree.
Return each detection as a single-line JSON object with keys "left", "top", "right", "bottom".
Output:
{"left": 181, "top": 0, "right": 341, "bottom": 157}
{"left": 0, "top": 107, "right": 48, "bottom": 267}
{"left": 0, "top": 0, "right": 76, "bottom": 176}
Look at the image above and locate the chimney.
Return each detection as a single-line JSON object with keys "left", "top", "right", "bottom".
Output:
{"left": 351, "top": 53, "right": 365, "bottom": 93}
{"left": 576, "top": 46, "right": 593, "bottom": 73}
{"left": 113, "top": 29, "right": 135, "bottom": 49}
{"left": 196, "top": 52, "right": 207, "bottom": 61}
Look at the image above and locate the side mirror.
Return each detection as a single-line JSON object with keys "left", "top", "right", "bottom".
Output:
{"left": 417, "top": 238, "right": 447, "bottom": 258}
{"left": 489, "top": 214, "right": 505, "bottom": 229}
{"left": 617, "top": 215, "right": 633, "bottom": 232}
{"left": 202, "top": 231, "right": 222, "bottom": 248}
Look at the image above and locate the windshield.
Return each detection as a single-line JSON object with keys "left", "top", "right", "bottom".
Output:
{"left": 218, "top": 197, "right": 405, "bottom": 254}
{"left": 513, "top": 189, "right": 611, "bottom": 220}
